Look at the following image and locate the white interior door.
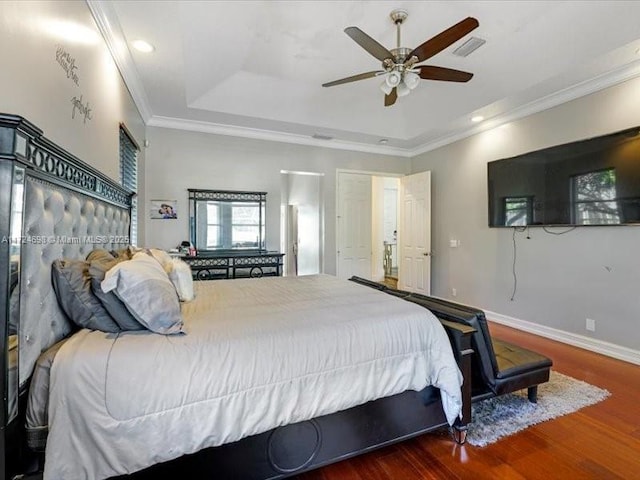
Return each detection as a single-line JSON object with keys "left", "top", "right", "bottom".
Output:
{"left": 398, "top": 171, "right": 431, "bottom": 294}
{"left": 337, "top": 172, "right": 372, "bottom": 279}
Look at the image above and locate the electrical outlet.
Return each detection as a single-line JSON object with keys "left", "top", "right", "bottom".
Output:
{"left": 586, "top": 318, "right": 596, "bottom": 332}
{"left": 452, "top": 288, "right": 457, "bottom": 297}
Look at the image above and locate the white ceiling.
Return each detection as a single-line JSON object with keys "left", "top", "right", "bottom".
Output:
{"left": 89, "top": 0, "right": 640, "bottom": 156}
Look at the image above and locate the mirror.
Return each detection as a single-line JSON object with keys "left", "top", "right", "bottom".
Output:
{"left": 189, "top": 189, "right": 266, "bottom": 253}
{"left": 7, "top": 165, "right": 25, "bottom": 424}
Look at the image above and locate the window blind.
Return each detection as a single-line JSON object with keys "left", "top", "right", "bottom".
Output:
{"left": 119, "top": 126, "right": 138, "bottom": 245}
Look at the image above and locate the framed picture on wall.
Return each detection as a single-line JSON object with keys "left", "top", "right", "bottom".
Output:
{"left": 150, "top": 199, "right": 177, "bottom": 219}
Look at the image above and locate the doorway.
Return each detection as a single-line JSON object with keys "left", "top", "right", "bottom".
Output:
{"left": 336, "top": 170, "right": 431, "bottom": 294}
{"left": 281, "top": 171, "right": 323, "bottom": 276}
{"left": 374, "top": 177, "right": 400, "bottom": 288}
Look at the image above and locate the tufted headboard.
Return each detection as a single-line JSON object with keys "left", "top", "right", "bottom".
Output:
{"left": 0, "top": 114, "right": 132, "bottom": 454}
{"left": 19, "top": 174, "right": 130, "bottom": 386}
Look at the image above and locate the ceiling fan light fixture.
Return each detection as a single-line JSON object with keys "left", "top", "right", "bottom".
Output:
{"left": 323, "top": 10, "right": 479, "bottom": 107}
{"left": 385, "top": 71, "right": 401, "bottom": 88}
{"left": 380, "top": 80, "right": 393, "bottom": 95}
{"left": 397, "top": 81, "right": 410, "bottom": 97}
{"left": 404, "top": 71, "right": 420, "bottom": 90}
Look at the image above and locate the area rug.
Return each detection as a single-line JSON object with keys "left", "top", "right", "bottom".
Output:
{"left": 466, "top": 371, "right": 610, "bottom": 447}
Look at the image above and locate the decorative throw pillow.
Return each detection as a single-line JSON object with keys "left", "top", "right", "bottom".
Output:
{"left": 101, "top": 252, "right": 184, "bottom": 335}
{"left": 168, "top": 257, "right": 195, "bottom": 302}
{"left": 110, "top": 246, "right": 138, "bottom": 261}
{"left": 147, "top": 248, "right": 174, "bottom": 274}
{"left": 87, "top": 250, "right": 145, "bottom": 331}
{"left": 51, "top": 259, "right": 121, "bottom": 333}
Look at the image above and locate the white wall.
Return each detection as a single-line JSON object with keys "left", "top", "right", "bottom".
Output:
{"left": 144, "top": 126, "right": 409, "bottom": 274}
{"left": 0, "top": 0, "right": 146, "bottom": 240}
{"left": 411, "top": 75, "right": 640, "bottom": 354}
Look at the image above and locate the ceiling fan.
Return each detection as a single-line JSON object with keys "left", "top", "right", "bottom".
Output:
{"left": 322, "top": 9, "right": 479, "bottom": 107}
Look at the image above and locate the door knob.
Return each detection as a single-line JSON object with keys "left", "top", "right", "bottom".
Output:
{"left": 423, "top": 252, "right": 431, "bottom": 256}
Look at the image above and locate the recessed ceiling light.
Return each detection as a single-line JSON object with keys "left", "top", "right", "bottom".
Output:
{"left": 132, "top": 40, "right": 155, "bottom": 53}
{"left": 471, "top": 115, "right": 484, "bottom": 123}
{"left": 379, "top": 139, "right": 389, "bottom": 144}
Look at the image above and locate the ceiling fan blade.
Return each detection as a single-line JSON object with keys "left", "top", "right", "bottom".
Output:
{"left": 409, "top": 17, "right": 479, "bottom": 63}
{"left": 322, "top": 70, "right": 380, "bottom": 87}
{"left": 417, "top": 65, "right": 474, "bottom": 82}
{"left": 384, "top": 88, "right": 397, "bottom": 107}
{"left": 344, "top": 27, "right": 394, "bottom": 62}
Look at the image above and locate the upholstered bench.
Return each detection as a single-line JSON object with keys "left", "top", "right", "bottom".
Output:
{"left": 349, "top": 277, "right": 553, "bottom": 403}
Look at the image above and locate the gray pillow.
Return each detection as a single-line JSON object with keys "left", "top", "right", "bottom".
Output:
{"left": 90, "top": 277, "right": 146, "bottom": 331}
{"left": 87, "top": 250, "right": 145, "bottom": 331}
{"left": 101, "top": 252, "right": 184, "bottom": 335}
{"left": 51, "top": 259, "right": 121, "bottom": 333}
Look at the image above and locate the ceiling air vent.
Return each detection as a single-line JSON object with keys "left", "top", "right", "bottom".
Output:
{"left": 452, "top": 37, "right": 486, "bottom": 57}
{"left": 312, "top": 134, "right": 333, "bottom": 141}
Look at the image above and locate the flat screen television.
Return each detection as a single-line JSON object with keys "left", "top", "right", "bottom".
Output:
{"left": 488, "top": 125, "right": 640, "bottom": 227}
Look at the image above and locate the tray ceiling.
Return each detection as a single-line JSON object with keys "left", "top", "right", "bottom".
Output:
{"left": 89, "top": 1, "right": 640, "bottom": 156}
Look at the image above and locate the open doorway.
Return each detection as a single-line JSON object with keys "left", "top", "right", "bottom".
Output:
{"left": 281, "top": 171, "right": 323, "bottom": 276}
{"left": 336, "top": 170, "right": 431, "bottom": 293}
{"left": 373, "top": 177, "right": 399, "bottom": 287}
{"left": 336, "top": 171, "right": 400, "bottom": 283}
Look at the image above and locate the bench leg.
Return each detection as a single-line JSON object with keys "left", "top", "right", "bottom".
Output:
{"left": 451, "top": 423, "right": 468, "bottom": 445}
{"left": 527, "top": 385, "right": 538, "bottom": 403}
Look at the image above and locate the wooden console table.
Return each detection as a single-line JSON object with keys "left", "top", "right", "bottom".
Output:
{"left": 183, "top": 251, "right": 285, "bottom": 280}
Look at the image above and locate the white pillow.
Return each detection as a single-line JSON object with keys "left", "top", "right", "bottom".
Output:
{"left": 168, "top": 258, "right": 195, "bottom": 302}
{"left": 101, "top": 252, "right": 184, "bottom": 334}
{"left": 148, "top": 248, "right": 174, "bottom": 274}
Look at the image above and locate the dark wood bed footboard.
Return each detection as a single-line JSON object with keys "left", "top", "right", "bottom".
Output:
{"left": 116, "top": 333, "right": 473, "bottom": 480}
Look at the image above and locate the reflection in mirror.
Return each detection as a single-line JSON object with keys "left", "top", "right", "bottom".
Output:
{"left": 7, "top": 165, "right": 25, "bottom": 424}
{"left": 189, "top": 190, "right": 266, "bottom": 253}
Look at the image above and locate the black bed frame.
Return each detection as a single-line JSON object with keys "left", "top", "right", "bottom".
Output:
{"left": 0, "top": 114, "right": 473, "bottom": 480}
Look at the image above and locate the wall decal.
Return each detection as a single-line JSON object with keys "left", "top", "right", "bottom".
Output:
{"left": 55, "top": 45, "right": 80, "bottom": 86}
{"left": 71, "top": 95, "right": 93, "bottom": 124}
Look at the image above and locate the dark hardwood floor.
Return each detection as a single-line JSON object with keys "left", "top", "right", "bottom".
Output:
{"left": 297, "top": 322, "right": 640, "bottom": 480}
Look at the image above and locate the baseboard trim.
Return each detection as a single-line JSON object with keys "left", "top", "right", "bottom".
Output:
{"left": 485, "top": 309, "right": 640, "bottom": 366}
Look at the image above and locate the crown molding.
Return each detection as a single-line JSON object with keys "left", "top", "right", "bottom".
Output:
{"left": 407, "top": 58, "right": 640, "bottom": 158}
{"left": 147, "top": 115, "right": 412, "bottom": 157}
{"left": 87, "top": 0, "right": 153, "bottom": 123}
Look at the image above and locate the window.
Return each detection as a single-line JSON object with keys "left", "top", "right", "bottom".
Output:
{"left": 572, "top": 169, "right": 620, "bottom": 225}
{"left": 119, "top": 125, "right": 139, "bottom": 245}
{"left": 206, "top": 202, "right": 221, "bottom": 248}
{"left": 503, "top": 196, "right": 533, "bottom": 226}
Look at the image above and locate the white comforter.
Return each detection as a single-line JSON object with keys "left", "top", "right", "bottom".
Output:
{"left": 45, "top": 275, "right": 462, "bottom": 480}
